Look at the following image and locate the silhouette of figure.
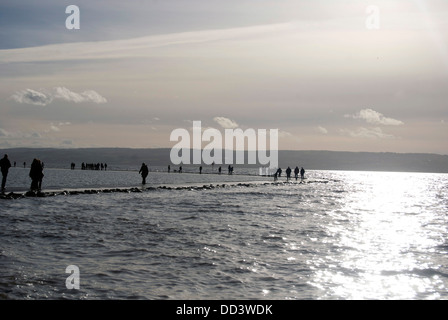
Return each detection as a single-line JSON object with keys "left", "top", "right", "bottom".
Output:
{"left": 0, "top": 154, "right": 12, "bottom": 192}
{"left": 300, "top": 167, "right": 305, "bottom": 180}
{"left": 139, "top": 163, "right": 149, "bottom": 184}
{"left": 218, "top": 166, "right": 221, "bottom": 174}
{"left": 168, "top": 165, "right": 170, "bottom": 173}
{"left": 14, "top": 161, "right": 16, "bottom": 167}
{"left": 277, "top": 168, "right": 282, "bottom": 177}
{"left": 286, "top": 166, "right": 292, "bottom": 181}
{"left": 29, "top": 158, "right": 44, "bottom": 191}
{"left": 179, "top": 166, "right": 182, "bottom": 173}
{"left": 23, "top": 162, "right": 26, "bottom": 168}
{"left": 294, "top": 166, "right": 299, "bottom": 181}
{"left": 104, "top": 163, "right": 107, "bottom": 171}
{"left": 199, "top": 166, "right": 202, "bottom": 174}
{"left": 274, "top": 171, "right": 278, "bottom": 182}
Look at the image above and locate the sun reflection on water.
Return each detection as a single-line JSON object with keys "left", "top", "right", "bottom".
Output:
{"left": 310, "top": 171, "right": 447, "bottom": 299}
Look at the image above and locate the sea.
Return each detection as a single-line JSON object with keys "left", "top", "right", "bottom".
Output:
{"left": 0, "top": 165, "right": 447, "bottom": 300}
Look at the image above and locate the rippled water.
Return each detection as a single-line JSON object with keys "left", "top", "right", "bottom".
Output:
{"left": 1, "top": 169, "right": 447, "bottom": 299}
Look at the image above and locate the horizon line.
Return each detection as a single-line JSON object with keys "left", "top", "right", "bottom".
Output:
{"left": 1, "top": 146, "right": 447, "bottom": 157}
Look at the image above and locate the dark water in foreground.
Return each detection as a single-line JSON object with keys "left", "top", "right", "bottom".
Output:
{"left": 1, "top": 168, "right": 447, "bottom": 299}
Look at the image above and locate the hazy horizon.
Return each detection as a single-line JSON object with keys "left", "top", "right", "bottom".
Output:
{"left": 1, "top": 145, "right": 448, "bottom": 156}
{"left": 2, "top": 147, "right": 447, "bottom": 173}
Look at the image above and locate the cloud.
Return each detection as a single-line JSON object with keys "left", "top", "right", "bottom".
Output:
{"left": 213, "top": 117, "right": 239, "bottom": 129}
{"left": 0, "top": 128, "right": 10, "bottom": 137}
{"left": 0, "top": 22, "right": 298, "bottom": 63}
{"left": 62, "top": 140, "right": 73, "bottom": 145}
{"left": 278, "top": 130, "right": 293, "bottom": 138}
{"left": 74, "top": 89, "right": 107, "bottom": 104}
{"left": 316, "top": 126, "right": 328, "bottom": 134}
{"left": 345, "top": 109, "right": 403, "bottom": 126}
{"left": 10, "top": 89, "right": 53, "bottom": 106}
{"left": 50, "top": 125, "right": 60, "bottom": 132}
{"left": 46, "top": 121, "right": 71, "bottom": 133}
{"left": 340, "top": 127, "right": 395, "bottom": 139}
{"left": 10, "top": 87, "right": 107, "bottom": 106}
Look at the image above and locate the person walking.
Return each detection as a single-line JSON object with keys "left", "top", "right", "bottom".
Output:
{"left": 300, "top": 167, "right": 305, "bottom": 180}
{"left": 139, "top": 163, "right": 149, "bottom": 184}
{"left": 0, "top": 154, "right": 12, "bottom": 193}
{"left": 29, "top": 158, "right": 44, "bottom": 191}
{"left": 294, "top": 166, "right": 300, "bottom": 181}
{"left": 286, "top": 166, "right": 292, "bottom": 181}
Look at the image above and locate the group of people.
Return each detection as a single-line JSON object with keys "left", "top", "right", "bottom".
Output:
{"left": 167, "top": 165, "right": 232, "bottom": 175}
{"left": 1, "top": 154, "right": 44, "bottom": 193}
{"left": 80, "top": 162, "right": 107, "bottom": 170}
{"left": 2, "top": 153, "right": 307, "bottom": 192}
{"left": 274, "top": 166, "right": 305, "bottom": 181}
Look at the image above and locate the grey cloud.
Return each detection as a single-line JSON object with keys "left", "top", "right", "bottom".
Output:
{"left": 10, "top": 87, "right": 107, "bottom": 106}
{"left": 10, "top": 89, "right": 53, "bottom": 106}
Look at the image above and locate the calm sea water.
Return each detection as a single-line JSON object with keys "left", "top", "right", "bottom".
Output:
{"left": 0, "top": 167, "right": 447, "bottom": 300}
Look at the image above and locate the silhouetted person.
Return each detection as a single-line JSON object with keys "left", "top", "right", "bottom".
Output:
{"left": 199, "top": 166, "right": 202, "bottom": 174}
{"left": 139, "top": 163, "right": 149, "bottom": 184}
{"left": 1, "top": 154, "right": 12, "bottom": 192}
{"left": 104, "top": 163, "right": 107, "bottom": 171}
{"left": 179, "top": 166, "right": 182, "bottom": 173}
{"left": 218, "top": 166, "right": 221, "bottom": 174}
{"left": 168, "top": 165, "right": 170, "bottom": 173}
{"left": 23, "top": 162, "right": 26, "bottom": 168}
{"left": 286, "top": 167, "right": 292, "bottom": 181}
{"left": 274, "top": 171, "right": 278, "bottom": 182}
{"left": 300, "top": 167, "right": 305, "bottom": 180}
{"left": 14, "top": 161, "right": 16, "bottom": 167}
{"left": 294, "top": 166, "right": 299, "bottom": 181}
{"left": 277, "top": 168, "right": 282, "bottom": 177}
{"left": 29, "top": 158, "right": 44, "bottom": 191}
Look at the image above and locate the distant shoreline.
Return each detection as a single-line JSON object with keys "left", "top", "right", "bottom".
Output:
{"left": 1, "top": 147, "right": 447, "bottom": 173}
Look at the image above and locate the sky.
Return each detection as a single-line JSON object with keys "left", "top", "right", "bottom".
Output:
{"left": 1, "top": 0, "right": 447, "bottom": 154}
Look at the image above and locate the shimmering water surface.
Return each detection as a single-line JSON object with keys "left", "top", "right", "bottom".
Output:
{"left": 1, "top": 168, "right": 447, "bottom": 299}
